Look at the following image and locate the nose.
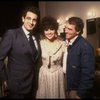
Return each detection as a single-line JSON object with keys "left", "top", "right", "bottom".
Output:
{"left": 47, "top": 29, "right": 51, "bottom": 33}
{"left": 30, "top": 19, "right": 33, "bottom": 24}
{"left": 65, "top": 28, "right": 68, "bottom": 33}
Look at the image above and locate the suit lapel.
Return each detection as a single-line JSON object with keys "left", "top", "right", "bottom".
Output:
{"left": 19, "top": 28, "right": 33, "bottom": 54}
{"left": 18, "top": 27, "right": 41, "bottom": 61}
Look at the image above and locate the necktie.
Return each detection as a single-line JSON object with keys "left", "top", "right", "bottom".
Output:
{"left": 28, "top": 33, "right": 37, "bottom": 57}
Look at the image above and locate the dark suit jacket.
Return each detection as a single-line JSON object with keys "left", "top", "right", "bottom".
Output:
{"left": 66, "top": 35, "right": 95, "bottom": 98}
{"left": 0, "top": 27, "right": 41, "bottom": 94}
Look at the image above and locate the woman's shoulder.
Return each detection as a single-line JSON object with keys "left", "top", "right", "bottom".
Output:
{"left": 57, "top": 37, "right": 65, "bottom": 44}
{"left": 40, "top": 39, "right": 46, "bottom": 45}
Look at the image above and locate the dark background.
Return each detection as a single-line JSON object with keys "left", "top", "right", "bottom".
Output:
{"left": 0, "top": 1, "right": 38, "bottom": 37}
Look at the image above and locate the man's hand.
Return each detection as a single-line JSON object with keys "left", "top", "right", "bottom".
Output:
{"left": 3, "top": 81, "right": 7, "bottom": 89}
{"left": 75, "top": 95, "right": 81, "bottom": 99}
{"left": 3, "top": 81, "right": 9, "bottom": 96}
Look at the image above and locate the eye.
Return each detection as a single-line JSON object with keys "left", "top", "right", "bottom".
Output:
{"left": 44, "top": 29, "right": 48, "bottom": 31}
{"left": 50, "top": 28, "right": 54, "bottom": 30}
{"left": 25, "top": 17, "right": 37, "bottom": 22}
{"left": 26, "top": 17, "right": 31, "bottom": 20}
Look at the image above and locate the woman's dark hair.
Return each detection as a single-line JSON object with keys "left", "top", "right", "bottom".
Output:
{"left": 68, "top": 17, "right": 84, "bottom": 35}
{"left": 40, "top": 16, "right": 59, "bottom": 35}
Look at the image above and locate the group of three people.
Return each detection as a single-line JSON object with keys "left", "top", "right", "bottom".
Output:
{"left": 0, "top": 6, "right": 95, "bottom": 99}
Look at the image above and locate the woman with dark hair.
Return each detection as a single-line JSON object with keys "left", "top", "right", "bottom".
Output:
{"left": 36, "top": 16, "right": 66, "bottom": 99}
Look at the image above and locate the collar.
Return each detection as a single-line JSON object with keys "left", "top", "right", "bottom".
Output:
{"left": 22, "top": 25, "right": 30, "bottom": 38}
{"left": 66, "top": 35, "right": 78, "bottom": 46}
{"left": 22, "top": 25, "right": 36, "bottom": 41}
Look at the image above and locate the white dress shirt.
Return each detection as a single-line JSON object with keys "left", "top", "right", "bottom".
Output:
{"left": 63, "top": 46, "right": 68, "bottom": 74}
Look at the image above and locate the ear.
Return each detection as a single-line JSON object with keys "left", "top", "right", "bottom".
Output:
{"left": 76, "top": 31, "right": 80, "bottom": 35}
{"left": 22, "top": 16, "right": 24, "bottom": 23}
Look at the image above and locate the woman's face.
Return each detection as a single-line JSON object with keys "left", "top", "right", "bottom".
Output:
{"left": 44, "top": 28, "right": 57, "bottom": 41}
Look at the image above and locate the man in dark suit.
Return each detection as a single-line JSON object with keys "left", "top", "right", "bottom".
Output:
{"left": 0, "top": 6, "right": 41, "bottom": 99}
{"left": 64, "top": 17, "right": 95, "bottom": 99}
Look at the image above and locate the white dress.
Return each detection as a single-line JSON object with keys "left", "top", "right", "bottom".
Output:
{"left": 36, "top": 39, "right": 66, "bottom": 99}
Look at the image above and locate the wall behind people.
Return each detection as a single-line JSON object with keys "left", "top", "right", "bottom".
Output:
{"left": 0, "top": 1, "right": 38, "bottom": 37}
{"left": 39, "top": 1, "right": 100, "bottom": 38}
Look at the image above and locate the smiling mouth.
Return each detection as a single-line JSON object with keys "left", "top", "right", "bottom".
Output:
{"left": 48, "top": 35, "right": 53, "bottom": 37}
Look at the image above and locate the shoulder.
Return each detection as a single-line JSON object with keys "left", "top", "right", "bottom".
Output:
{"left": 40, "top": 39, "right": 45, "bottom": 45}
{"left": 57, "top": 37, "right": 66, "bottom": 46}
{"left": 5, "top": 27, "right": 21, "bottom": 35}
{"left": 80, "top": 37, "right": 93, "bottom": 48}
{"left": 2, "top": 29, "right": 15, "bottom": 38}
{"left": 2, "top": 27, "right": 21, "bottom": 40}
{"left": 56, "top": 38, "right": 66, "bottom": 52}
{"left": 78, "top": 37, "right": 94, "bottom": 53}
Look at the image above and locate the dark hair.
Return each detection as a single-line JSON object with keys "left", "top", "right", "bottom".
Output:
{"left": 40, "top": 16, "right": 59, "bottom": 34}
{"left": 68, "top": 17, "right": 84, "bottom": 35}
{"left": 22, "top": 6, "right": 40, "bottom": 20}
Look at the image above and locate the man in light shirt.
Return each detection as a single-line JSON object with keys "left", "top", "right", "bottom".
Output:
{"left": 64, "top": 17, "right": 95, "bottom": 99}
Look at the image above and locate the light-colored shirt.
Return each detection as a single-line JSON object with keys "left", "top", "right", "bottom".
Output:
{"left": 63, "top": 35, "right": 78, "bottom": 73}
{"left": 63, "top": 46, "right": 68, "bottom": 73}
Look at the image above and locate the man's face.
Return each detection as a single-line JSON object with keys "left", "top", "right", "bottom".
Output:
{"left": 22, "top": 11, "right": 38, "bottom": 31}
{"left": 65, "top": 21, "right": 79, "bottom": 40}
